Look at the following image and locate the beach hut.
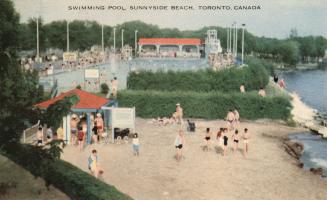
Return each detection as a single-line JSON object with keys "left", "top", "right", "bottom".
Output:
{"left": 35, "top": 89, "right": 115, "bottom": 144}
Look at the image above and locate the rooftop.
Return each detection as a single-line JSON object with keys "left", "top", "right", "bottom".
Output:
{"left": 35, "top": 89, "right": 109, "bottom": 110}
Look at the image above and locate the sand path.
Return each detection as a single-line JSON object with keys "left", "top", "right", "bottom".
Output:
{"left": 62, "top": 118, "right": 327, "bottom": 200}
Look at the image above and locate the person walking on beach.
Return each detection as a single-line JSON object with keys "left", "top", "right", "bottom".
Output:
{"left": 226, "top": 109, "right": 235, "bottom": 131}
{"left": 70, "top": 114, "right": 79, "bottom": 145}
{"left": 132, "top": 133, "right": 140, "bottom": 156}
{"left": 222, "top": 128, "right": 229, "bottom": 156}
{"left": 204, "top": 128, "right": 212, "bottom": 151}
{"left": 232, "top": 129, "right": 240, "bottom": 152}
{"left": 174, "top": 130, "right": 185, "bottom": 161}
{"left": 243, "top": 128, "right": 251, "bottom": 156}
{"left": 279, "top": 79, "right": 286, "bottom": 89}
{"left": 88, "top": 149, "right": 104, "bottom": 178}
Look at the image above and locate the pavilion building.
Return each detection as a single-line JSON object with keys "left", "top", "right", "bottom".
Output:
{"left": 138, "top": 38, "right": 201, "bottom": 58}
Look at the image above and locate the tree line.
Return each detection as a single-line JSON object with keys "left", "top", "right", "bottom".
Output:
{"left": 17, "top": 19, "right": 327, "bottom": 66}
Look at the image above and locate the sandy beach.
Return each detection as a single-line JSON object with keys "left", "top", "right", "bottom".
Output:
{"left": 62, "top": 118, "right": 327, "bottom": 200}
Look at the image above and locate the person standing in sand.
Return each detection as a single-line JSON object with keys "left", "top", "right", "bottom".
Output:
{"left": 233, "top": 109, "right": 240, "bottom": 128}
{"left": 226, "top": 109, "right": 235, "bottom": 131}
{"left": 216, "top": 128, "right": 224, "bottom": 147}
{"left": 243, "top": 128, "right": 251, "bottom": 156}
{"left": 173, "top": 103, "right": 183, "bottom": 124}
{"left": 222, "top": 128, "right": 229, "bottom": 156}
{"left": 132, "top": 133, "right": 140, "bottom": 156}
{"left": 94, "top": 113, "right": 104, "bottom": 139}
{"left": 88, "top": 149, "right": 104, "bottom": 178}
{"left": 232, "top": 129, "right": 240, "bottom": 152}
{"left": 70, "top": 114, "right": 79, "bottom": 145}
{"left": 174, "top": 130, "right": 185, "bottom": 161}
{"left": 204, "top": 128, "right": 212, "bottom": 151}
{"left": 77, "top": 126, "right": 84, "bottom": 152}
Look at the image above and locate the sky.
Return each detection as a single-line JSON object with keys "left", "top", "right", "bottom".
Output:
{"left": 12, "top": 0, "right": 327, "bottom": 39}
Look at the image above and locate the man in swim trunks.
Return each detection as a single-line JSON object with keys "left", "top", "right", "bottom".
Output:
{"left": 70, "top": 114, "right": 79, "bottom": 145}
{"left": 173, "top": 103, "right": 183, "bottom": 125}
{"left": 204, "top": 128, "right": 212, "bottom": 151}
{"left": 226, "top": 109, "right": 235, "bottom": 131}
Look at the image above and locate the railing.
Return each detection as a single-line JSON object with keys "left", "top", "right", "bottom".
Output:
{"left": 22, "top": 120, "right": 40, "bottom": 143}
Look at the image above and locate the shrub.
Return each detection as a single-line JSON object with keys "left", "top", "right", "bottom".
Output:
{"left": 76, "top": 85, "right": 82, "bottom": 90}
{"left": 127, "top": 59, "right": 269, "bottom": 92}
{"left": 100, "top": 83, "right": 109, "bottom": 94}
{"left": 118, "top": 90, "right": 291, "bottom": 120}
{"left": 2, "top": 144, "right": 132, "bottom": 200}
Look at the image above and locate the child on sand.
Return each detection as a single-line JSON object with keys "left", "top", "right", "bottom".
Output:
{"left": 243, "top": 128, "right": 251, "bottom": 156}
{"left": 88, "top": 149, "right": 104, "bottom": 178}
{"left": 232, "top": 129, "right": 240, "bottom": 152}
{"left": 132, "top": 133, "right": 140, "bottom": 156}
{"left": 204, "top": 128, "right": 212, "bottom": 151}
{"left": 174, "top": 130, "right": 185, "bottom": 161}
{"left": 216, "top": 128, "right": 224, "bottom": 147}
{"left": 223, "top": 128, "right": 228, "bottom": 156}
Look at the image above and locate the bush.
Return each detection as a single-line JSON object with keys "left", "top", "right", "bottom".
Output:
{"left": 2, "top": 144, "right": 132, "bottom": 200}
{"left": 118, "top": 90, "right": 291, "bottom": 120}
{"left": 127, "top": 59, "right": 269, "bottom": 92}
{"left": 100, "top": 83, "right": 109, "bottom": 94}
{"left": 76, "top": 85, "right": 82, "bottom": 90}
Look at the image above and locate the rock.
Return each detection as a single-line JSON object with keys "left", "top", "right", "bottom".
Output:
{"left": 283, "top": 140, "right": 304, "bottom": 159}
{"left": 310, "top": 167, "right": 323, "bottom": 176}
{"left": 298, "top": 163, "right": 304, "bottom": 168}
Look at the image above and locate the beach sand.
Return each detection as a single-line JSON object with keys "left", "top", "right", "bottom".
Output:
{"left": 62, "top": 118, "right": 327, "bottom": 200}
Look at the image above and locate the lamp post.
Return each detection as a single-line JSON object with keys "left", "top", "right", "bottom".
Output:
{"left": 113, "top": 27, "right": 116, "bottom": 54}
{"left": 134, "top": 30, "right": 138, "bottom": 57}
{"left": 66, "top": 20, "right": 70, "bottom": 52}
{"left": 229, "top": 26, "right": 232, "bottom": 53}
{"left": 121, "top": 29, "right": 124, "bottom": 50}
{"left": 226, "top": 28, "right": 229, "bottom": 53}
{"left": 36, "top": 17, "right": 39, "bottom": 61}
{"left": 241, "top": 24, "right": 246, "bottom": 65}
{"left": 235, "top": 24, "right": 238, "bottom": 58}
{"left": 101, "top": 24, "right": 104, "bottom": 53}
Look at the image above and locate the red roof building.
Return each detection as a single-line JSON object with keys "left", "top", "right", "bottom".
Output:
{"left": 138, "top": 38, "right": 201, "bottom": 46}
{"left": 35, "top": 89, "right": 110, "bottom": 110}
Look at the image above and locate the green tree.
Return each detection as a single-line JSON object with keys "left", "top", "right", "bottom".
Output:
{"left": 0, "top": 0, "right": 43, "bottom": 147}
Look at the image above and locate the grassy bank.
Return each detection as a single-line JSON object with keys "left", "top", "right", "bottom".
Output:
{"left": 127, "top": 58, "right": 269, "bottom": 92}
{"left": 2, "top": 144, "right": 132, "bottom": 200}
{"left": 118, "top": 90, "right": 291, "bottom": 120}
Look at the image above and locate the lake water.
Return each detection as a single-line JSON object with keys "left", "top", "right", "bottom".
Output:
{"left": 281, "top": 69, "right": 327, "bottom": 116}
{"left": 282, "top": 68, "right": 327, "bottom": 176}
